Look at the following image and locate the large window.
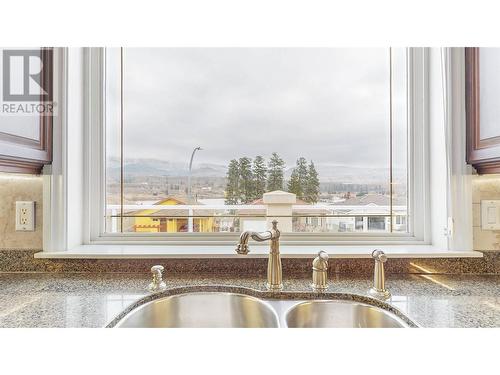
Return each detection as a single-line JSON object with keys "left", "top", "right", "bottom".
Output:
{"left": 103, "top": 48, "right": 409, "bottom": 237}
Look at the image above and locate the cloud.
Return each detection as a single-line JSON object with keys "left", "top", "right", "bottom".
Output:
{"left": 107, "top": 48, "right": 406, "bottom": 170}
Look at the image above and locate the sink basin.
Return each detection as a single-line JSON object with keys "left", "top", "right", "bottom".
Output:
{"left": 114, "top": 292, "right": 279, "bottom": 328}
{"left": 285, "top": 300, "right": 409, "bottom": 328}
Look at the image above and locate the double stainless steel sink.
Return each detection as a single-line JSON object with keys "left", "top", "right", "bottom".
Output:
{"left": 112, "top": 291, "right": 413, "bottom": 328}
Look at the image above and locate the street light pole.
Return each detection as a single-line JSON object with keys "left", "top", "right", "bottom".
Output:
{"left": 187, "top": 146, "right": 202, "bottom": 233}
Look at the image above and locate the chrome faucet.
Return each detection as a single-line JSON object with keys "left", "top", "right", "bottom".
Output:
{"left": 368, "top": 249, "right": 391, "bottom": 300}
{"left": 235, "top": 220, "right": 282, "bottom": 292}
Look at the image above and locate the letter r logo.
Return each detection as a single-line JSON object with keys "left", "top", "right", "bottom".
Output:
{"left": 2, "top": 49, "right": 52, "bottom": 102}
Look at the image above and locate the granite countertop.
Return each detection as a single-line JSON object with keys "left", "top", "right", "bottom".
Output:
{"left": 0, "top": 272, "right": 498, "bottom": 328}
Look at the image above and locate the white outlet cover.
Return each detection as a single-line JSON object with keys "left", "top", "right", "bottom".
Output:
{"left": 481, "top": 200, "right": 500, "bottom": 230}
{"left": 15, "top": 201, "right": 35, "bottom": 231}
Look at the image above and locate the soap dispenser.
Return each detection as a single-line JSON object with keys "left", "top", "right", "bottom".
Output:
{"left": 311, "top": 251, "right": 329, "bottom": 292}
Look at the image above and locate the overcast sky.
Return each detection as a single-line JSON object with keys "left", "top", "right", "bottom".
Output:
{"left": 107, "top": 48, "right": 406, "bottom": 170}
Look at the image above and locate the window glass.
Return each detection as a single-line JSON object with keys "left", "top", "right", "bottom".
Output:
{"left": 105, "top": 48, "right": 408, "bottom": 235}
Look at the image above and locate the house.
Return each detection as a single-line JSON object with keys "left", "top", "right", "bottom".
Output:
{"left": 331, "top": 194, "right": 407, "bottom": 232}
{"left": 127, "top": 196, "right": 215, "bottom": 233}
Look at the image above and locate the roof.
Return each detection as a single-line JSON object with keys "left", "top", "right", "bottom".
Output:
{"left": 249, "top": 197, "right": 308, "bottom": 205}
{"left": 334, "top": 194, "right": 406, "bottom": 206}
{"left": 151, "top": 196, "right": 197, "bottom": 205}
{"left": 125, "top": 196, "right": 216, "bottom": 218}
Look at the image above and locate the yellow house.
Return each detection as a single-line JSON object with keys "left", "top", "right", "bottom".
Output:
{"left": 131, "top": 196, "right": 215, "bottom": 233}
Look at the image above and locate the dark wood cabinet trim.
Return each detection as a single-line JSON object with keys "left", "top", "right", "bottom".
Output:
{"left": 0, "top": 157, "right": 43, "bottom": 174}
{"left": 466, "top": 47, "right": 500, "bottom": 173}
{"left": 473, "top": 162, "right": 500, "bottom": 174}
{"left": 40, "top": 47, "right": 53, "bottom": 163}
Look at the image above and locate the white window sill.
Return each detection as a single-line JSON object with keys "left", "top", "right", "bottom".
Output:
{"left": 34, "top": 245, "right": 483, "bottom": 259}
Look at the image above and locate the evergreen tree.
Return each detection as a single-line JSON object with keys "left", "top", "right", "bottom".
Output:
{"left": 238, "top": 157, "right": 253, "bottom": 203}
{"left": 304, "top": 161, "right": 320, "bottom": 203}
{"left": 287, "top": 157, "right": 308, "bottom": 200}
{"left": 252, "top": 155, "right": 267, "bottom": 201}
{"left": 287, "top": 168, "right": 302, "bottom": 198}
{"left": 296, "top": 157, "right": 308, "bottom": 193}
{"left": 267, "top": 152, "right": 285, "bottom": 191}
{"left": 225, "top": 159, "right": 240, "bottom": 204}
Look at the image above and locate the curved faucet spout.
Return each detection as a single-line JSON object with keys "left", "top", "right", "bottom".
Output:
{"left": 236, "top": 230, "right": 272, "bottom": 254}
{"left": 235, "top": 220, "right": 283, "bottom": 292}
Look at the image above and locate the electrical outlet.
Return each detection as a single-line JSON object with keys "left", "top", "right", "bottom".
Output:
{"left": 15, "top": 201, "right": 35, "bottom": 231}
{"left": 481, "top": 200, "right": 500, "bottom": 230}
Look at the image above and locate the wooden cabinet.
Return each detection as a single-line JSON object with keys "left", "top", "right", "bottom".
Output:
{"left": 466, "top": 47, "right": 500, "bottom": 174}
{"left": 0, "top": 48, "right": 52, "bottom": 174}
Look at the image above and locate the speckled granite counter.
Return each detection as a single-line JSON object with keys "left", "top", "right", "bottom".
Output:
{"left": 0, "top": 273, "right": 498, "bottom": 328}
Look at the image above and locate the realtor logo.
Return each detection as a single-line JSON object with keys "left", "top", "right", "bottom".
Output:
{"left": 1, "top": 48, "right": 54, "bottom": 116}
{"left": 2, "top": 49, "right": 52, "bottom": 102}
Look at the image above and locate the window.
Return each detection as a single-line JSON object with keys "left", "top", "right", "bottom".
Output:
{"left": 102, "top": 48, "right": 411, "bottom": 239}
{"left": 40, "top": 47, "right": 475, "bottom": 254}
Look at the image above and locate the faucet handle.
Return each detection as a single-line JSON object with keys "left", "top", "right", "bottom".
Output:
{"left": 148, "top": 265, "right": 167, "bottom": 292}
{"left": 311, "top": 251, "right": 329, "bottom": 292}
{"left": 271, "top": 220, "right": 278, "bottom": 230}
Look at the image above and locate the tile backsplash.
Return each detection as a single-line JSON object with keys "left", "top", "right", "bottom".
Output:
{"left": 0, "top": 173, "right": 43, "bottom": 249}
{"left": 472, "top": 174, "right": 500, "bottom": 251}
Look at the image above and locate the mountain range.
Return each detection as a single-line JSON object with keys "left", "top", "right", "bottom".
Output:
{"left": 107, "top": 157, "right": 403, "bottom": 184}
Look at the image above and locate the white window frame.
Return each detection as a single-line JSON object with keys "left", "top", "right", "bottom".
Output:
{"left": 91, "top": 47, "right": 427, "bottom": 245}
{"left": 40, "top": 47, "right": 476, "bottom": 257}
